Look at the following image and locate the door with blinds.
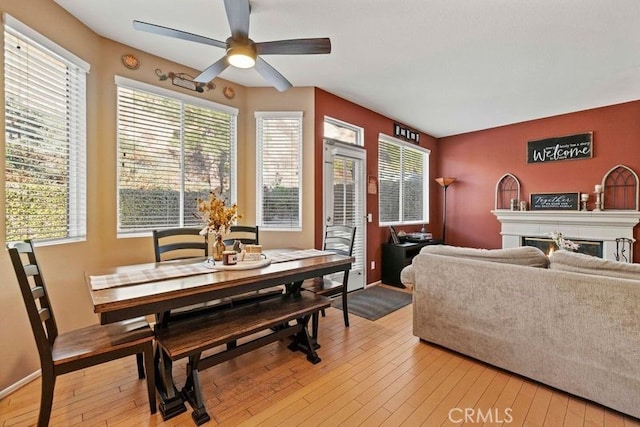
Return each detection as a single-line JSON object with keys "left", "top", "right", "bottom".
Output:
{"left": 323, "top": 140, "right": 366, "bottom": 291}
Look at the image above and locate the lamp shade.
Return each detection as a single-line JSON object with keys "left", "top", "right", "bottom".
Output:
{"left": 435, "top": 177, "right": 456, "bottom": 187}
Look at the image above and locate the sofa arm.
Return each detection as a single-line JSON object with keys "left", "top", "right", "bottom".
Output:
{"left": 400, "top": 265, "right": 414, "bottom": 288}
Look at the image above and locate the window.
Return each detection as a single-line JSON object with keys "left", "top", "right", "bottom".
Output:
{"left": 255, "top": 111, "right": 302, "bottom": 230}
{"left": 4, "top": 15, "right": 88, "bottom": 242}
{"left": 116, "top": 77, "right": 238, "bottom": 234}
{"left": 324, "top": 116, "right": 363, "bottom": 146}
{"left": 378, "top": 134, "right": 430, "bottom": 225}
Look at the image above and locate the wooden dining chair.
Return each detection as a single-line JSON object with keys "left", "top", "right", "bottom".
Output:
{"left": 302, "top": 225, "right": 356, "bottom": 337}
{"left": 219, "top": 225, "right": 287, "bottom": 314}
{"left": 152, "top": 225, "right": 279, "bottom": 327}
{"left": 152, "top": 227, "right": 207, "bottom": 262}
{"left": 6, "top": 240, "right": 156, "bottom": 427}
{"left": 223, "top": 225, "right": 259, "bottom": 247}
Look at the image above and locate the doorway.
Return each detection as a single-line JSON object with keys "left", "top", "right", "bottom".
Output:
{"left": 323, "top": 140, "right": 366, "bottom": 291}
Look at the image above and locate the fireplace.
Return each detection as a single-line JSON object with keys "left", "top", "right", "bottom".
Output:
{"left": 522, "top": 236, "right": 603, "bottom": 257}
{"left": 492, "top": 210, "right": 639, "bottom": 261}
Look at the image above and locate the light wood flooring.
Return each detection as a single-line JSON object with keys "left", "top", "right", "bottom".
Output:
{"left": 1, "top": 286, "right": 639, "bottom": 426}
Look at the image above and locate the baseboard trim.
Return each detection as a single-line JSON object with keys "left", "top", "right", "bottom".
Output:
{"left": 0, "top": 370, "right": 41, "bottom": 399}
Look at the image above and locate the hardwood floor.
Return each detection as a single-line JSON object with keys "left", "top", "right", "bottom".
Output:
{"left": 2, "top": 287, "right": 639, "bottom": 426}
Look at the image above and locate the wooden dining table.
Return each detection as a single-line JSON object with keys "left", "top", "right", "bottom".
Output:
{"left": 85, "top": 249, "right": 353, "bottom": 424}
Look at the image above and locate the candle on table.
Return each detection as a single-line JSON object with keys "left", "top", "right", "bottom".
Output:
{"left": 594, "top": 184, "right": 603, "bottom": 193}
{"left": 581, "top": 194, "right": 589, "bottom": 201}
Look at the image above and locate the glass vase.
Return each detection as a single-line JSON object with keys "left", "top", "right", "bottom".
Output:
{"left": 213, "top": 233, "right": 225, "bottom": 261}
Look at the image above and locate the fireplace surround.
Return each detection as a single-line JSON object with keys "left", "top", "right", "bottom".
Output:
{"left": 522, "top": 236, "right": 603, "bottom": 257}
{"left": 492, "top": 210, "right": 640, "bottom": 261}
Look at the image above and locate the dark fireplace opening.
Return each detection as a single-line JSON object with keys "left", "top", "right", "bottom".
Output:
{"left": 522, "top": 236, "right": 603, "bottom": 258}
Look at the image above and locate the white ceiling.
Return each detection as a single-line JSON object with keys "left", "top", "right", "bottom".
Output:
{"left": 54, "top": 0, "right": 640, "bottom": 138}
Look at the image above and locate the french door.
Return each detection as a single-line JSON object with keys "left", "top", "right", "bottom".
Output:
{"left": 323, "top": 139, "right": 366, "bottom": 291}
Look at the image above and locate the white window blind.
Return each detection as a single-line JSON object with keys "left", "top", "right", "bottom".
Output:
{"left": 116, "top": 77, "right": 237, "bottom": 234}
{"left": 4, "top": 15, "right": 88, "bottom": 242}
{"left": 255, "top": 111, "right": 303, "bottom": 230}
{"left": 378, "top": 134, "right": 429, "bottom": 225}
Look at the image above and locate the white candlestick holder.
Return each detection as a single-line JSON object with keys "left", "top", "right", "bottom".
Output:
{"left": 594, "top": 190, "right": 603, "bottom": 211}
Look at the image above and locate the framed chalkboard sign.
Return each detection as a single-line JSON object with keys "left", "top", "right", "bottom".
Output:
{"left": 527, "top": 132, "right": 592, "bottom": 164}
{"left": 530, "top": 192, "right": 580, "bottom": 211}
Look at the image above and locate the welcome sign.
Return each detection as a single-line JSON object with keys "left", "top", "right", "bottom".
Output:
{"left": 527, "top": 132, "right": 592, "bottom": 164}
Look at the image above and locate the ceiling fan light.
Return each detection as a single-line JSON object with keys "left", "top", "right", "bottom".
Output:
{"left": 227, "top": 45, "right": 256, "bottom": 68}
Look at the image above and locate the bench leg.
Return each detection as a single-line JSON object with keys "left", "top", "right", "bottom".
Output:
{"left": 155, "top": 346, "right": 187, "bottom": 420}
{"left": 288, "top": 314, "right": 322, "bottom": 364}
{"left": 182, "top": 353, "right": 211, "bottom": 426}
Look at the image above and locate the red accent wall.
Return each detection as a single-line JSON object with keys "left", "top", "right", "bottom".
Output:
{"left": 314, "top": 88, "right": 439, "bottom": 284}
{"left": 438, "top": 100, "right": 640, "bottom": 261}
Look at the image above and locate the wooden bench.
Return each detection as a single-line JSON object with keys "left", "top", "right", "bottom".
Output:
{"left": 154, "top": 292, "right": 331, "bottom": 425}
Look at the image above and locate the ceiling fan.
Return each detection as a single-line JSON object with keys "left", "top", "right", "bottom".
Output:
{"left": 133, "top": 0, "right": 331, "bottom": 92}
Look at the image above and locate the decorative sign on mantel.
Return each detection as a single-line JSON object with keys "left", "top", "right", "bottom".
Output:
{"left": 530, "top": 192, "right": 580, "bottom": 211}
{"left": 393, "top": 123, "right": 420, "bottom": 144}
{"left": 527, "top": 132, "right": 592, "bottom": 164}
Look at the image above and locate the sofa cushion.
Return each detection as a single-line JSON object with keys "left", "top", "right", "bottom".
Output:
{"left": 549, "top": 249, "right": 640, "bottom": 281}
{"left": 419, "top": 245, "right": 549, "bottom": 268}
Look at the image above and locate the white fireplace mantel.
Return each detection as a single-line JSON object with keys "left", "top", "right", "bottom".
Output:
{"left": 491, "top": 210, "right": 640, "bottom": 260}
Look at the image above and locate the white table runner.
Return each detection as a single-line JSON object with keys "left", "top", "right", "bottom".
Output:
{"left": 89, "top": 249, "right": 334, "bottom": 290}
{"left": 267, "top": 249, "right": 334, "bottom": 263}
{"left": 89, "top": 263, "right": 213, "bottom": 291}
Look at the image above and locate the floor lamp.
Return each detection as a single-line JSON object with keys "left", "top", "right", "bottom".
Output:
{"left": 435, "top": 177, "right": 456, "bottom": 243}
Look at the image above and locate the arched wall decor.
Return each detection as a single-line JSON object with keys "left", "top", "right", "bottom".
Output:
{"left": 495, "top": 173, "right": 521, "bottom": 210}
{"left": 602, "top": 164, "right": 639, "bottom": 210}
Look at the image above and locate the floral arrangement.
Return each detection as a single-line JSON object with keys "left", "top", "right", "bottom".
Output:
{"left": 195, "top": 192, "right": 240, "bottom": 236}
{"left": 548, "top": 231, "right": 580, "bottom": 251}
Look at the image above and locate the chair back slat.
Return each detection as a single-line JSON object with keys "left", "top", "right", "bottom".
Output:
{"left": 7, "top": 240, "right": 58, "bottom": 364}
{"left": 32, "top": 285, "right": 45, "bottom": 300}
{"left": 158, "top": 242, "right": 207, "bottom": 255}
{"left": 152, "top": 228, "right": 207, "bottom": 262}
{"left": 223, "top": 225, "right": 259, "bottom": 246}
{"left": 39, "top": 307, "right": 51, "bottom": 322}
{"left": 323, "top": 225, "right": 356, "bottom": 258}
{"left": 24, "top": 264, "right": 40, "bottom": 277}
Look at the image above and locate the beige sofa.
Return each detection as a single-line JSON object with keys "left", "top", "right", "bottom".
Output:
{"left": 401, "top": 246, "right": 640, "bottom": 419}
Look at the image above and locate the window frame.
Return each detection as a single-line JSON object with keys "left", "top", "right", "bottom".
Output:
{"left": 4, "top": 14, "right": 89, "bottom": 245}
{"left": 323, "top": 115, "right": 364, "bottom": 146}
{"left": 255, "top": 111, "right": 303, "bottom": 231}
{"left": 378, "top": 133, "right": 430, "bottom": 226}
{"left": 114, "top": 76, "right": 238, "bottom": 237}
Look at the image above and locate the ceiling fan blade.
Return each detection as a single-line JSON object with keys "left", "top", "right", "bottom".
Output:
{"left": 194, "top": 57, "right": 229, "bottom": 83}
{"left": 256, "top": 38, "right": 332, "bottom": 55}
{"left": 254, "top": 57, "right": 292, "bottom": 92}
{"left": 133, "top": 20, "right": 226, "bottom": 49}
{"left": 224, "top": 0, "right": 250, "bottom": 40}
